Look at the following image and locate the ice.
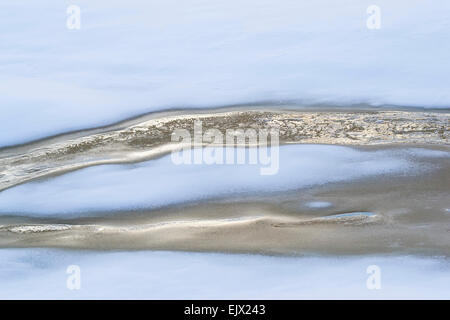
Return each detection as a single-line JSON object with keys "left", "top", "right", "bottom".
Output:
{"left": 0, "top": 0, "right": 449, "bottom": 146}
{"left": 0, "top": 249, "right": 448, "bottom": 299}
{"left": 0, "top": 145, "right": 415, "bottom": 217}
{"left": 305, "top": 201, "right": 333, "bottom": 209}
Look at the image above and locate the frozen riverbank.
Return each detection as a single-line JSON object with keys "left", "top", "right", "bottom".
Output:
{"left": 0, "top": 249, "right": 449, "bottom": 299}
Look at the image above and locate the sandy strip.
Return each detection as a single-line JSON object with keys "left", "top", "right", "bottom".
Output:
{"left": 0, "top": 157, "right": 448, "bottom": 256}
{"left": 0, "top": 107, "right": 448, "bottom": 191}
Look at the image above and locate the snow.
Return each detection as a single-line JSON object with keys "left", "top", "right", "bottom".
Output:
{"left": 0, "top": 0, "right": 449, "bottom": 146}
{"left": 0, "top": 249, "right": 449, "bottom": 299}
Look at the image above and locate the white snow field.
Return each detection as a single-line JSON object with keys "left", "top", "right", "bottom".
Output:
{"left": 0, "top": 0, "right": 449, "bottom": 146}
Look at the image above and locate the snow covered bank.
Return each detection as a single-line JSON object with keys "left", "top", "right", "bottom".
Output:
{"left": 1, "top": 0, "right": 449, "bottom": 146}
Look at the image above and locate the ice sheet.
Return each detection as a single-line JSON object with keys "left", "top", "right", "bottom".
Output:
{"left": 0, "top": 249, "right": 448, "bottom": 299}
{"left": 1, "top": 0, "right": 449, "bottom": 146}
{"left": 0, "top": 145, "right": 420, "bottom": 216}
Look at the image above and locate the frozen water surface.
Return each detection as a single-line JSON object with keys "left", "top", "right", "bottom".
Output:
{"left": 0, "top": 249, "right": 448, "bottom": 299}
{"left": 0, "top": 145, "right": 423, "bottom": 217}
{"left": 0, "top": 0, "right": 449, "bottom": 146}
